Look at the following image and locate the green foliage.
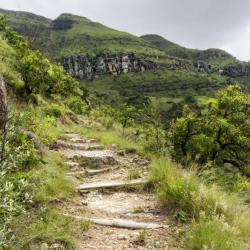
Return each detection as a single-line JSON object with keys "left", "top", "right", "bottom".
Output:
{"left": 0, "top": 15, "right": 82, "bottom": 100}
{"left": 186, "top": 216, "right": 249, "bottom": 250}
{"left": 80, "top": 219, "right": 92, "bottom": 232}
{"left": 45, "top": 104, "right": 65, "bottom": 118}
{"left": 64, "top": 97, "right": 86, "bottom": 115}
{"left": 0, "top": 113, "right": 40, "bottom": 247}
{"left": 149, "top": 158, "right": 250, "bottom": 249}
{"left": 10, "top": 208, "right": 75, "bottom": 249}
{"left": 168, "top": 85, "right": 250, "bottom": 173}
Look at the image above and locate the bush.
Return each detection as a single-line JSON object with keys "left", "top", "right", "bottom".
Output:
{"left": 64, "top": 97, "right": 86, "bottom": 115}
{"left": 168, "top": 85, "right": 250, "bottom": 174}
{"left": 45, "top": 104, "right": 65, "bottom": 118}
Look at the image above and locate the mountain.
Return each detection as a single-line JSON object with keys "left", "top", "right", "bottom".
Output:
{"left": 141, "top": 34, "right": 239, "bottom": 66}
{"left": 2, "top": 8, "right": 250, "bottom": 98}
{"left": 0, "top": 8, "right": 163, "bottom": 59}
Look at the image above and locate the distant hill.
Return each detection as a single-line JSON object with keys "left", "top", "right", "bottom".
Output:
{"left": 1, "top": 8, "right": 250, "bottom": 85}
{"left": 141, "top": 34, "right": 239, "bottom": 66}
{"left": 0, "top": 8, "right": 245, "bottom": 68}
{"left": 0, "top": 9, "right": 163, "bottom": 59}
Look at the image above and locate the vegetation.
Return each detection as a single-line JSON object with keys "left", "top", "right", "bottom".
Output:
{"left": 168, "top": 85, "right": 250, "bottom": 174}
{"left": 141, "top": 34, "right": 240, "bottom": 66}
{"left": 0, "top": 16, "right": 83, "bottom": 248}
{"left": 0, "top": 10, "right": 249, "bottom": 250}
{"left": 0, "top": 9, "right": 163, "bottom": 58}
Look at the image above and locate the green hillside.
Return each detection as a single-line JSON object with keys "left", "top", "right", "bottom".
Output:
{"left": 0, "top": 9, "right": 163, "bottom": 59}
{"left": 141, "top": 34, "right": 239, "bottom": 66}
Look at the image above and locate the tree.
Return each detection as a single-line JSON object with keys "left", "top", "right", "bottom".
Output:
{"left": 168, "top": 85, "right": 250, "bottom": 173}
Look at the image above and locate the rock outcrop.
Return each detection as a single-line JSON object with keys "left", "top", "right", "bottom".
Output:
{"left": 221, "top": 64, "right": 250, "bottom": 78}
{"left": 61, "top": 53, "right": 159, "bottom": 79}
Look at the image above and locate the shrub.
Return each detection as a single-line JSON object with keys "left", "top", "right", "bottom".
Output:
{"left": 64, "top": 97, "right": 86, "bottom": 115}
{"left": 45, "top": 104, "right": 65, "bottom": 118}
{"left": 168, "top": 85, "right": 250, "bottom": 174}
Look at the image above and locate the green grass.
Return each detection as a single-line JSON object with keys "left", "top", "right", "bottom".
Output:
{"left": 149, "top": 158, "right": 250, "bottom": 250}
{"left": 83, "top": 68, "right": 227, "bottom": 106}
{"left": 10, "top": 208, "right": 75, "bottom": 249}
{"left": 33, "top": 150, "right": 74, "bottom": 203}
{"left": 0, "top": 10, "right": 163, "bottom": 58}
{"left": 141, "top": 34, "right": 240, "bottom": 67}
{"left": 186, "top": 217, "right": 249, "bottom": 250}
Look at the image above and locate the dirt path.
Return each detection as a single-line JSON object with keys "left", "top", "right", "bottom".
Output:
{"left": 56, "top": 133, "right": 182, "bottom": 250}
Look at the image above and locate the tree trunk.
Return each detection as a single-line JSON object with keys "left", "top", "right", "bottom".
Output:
{"left": 0, "top": 75, "right": 7, "bottom": 131}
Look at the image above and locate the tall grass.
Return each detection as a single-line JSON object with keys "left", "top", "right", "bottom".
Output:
{"left": 149, "top": 158, "right": 250, "bottom": 250}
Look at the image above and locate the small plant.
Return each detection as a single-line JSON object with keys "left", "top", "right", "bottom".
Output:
{"left": 133, "top": 205, "right": 145, "bottom": 213}
{"left": 134, "top": 230, "right": 147, "bottom": 245}
{"left": 45, "top": 104, "right": 65, "bottom": 118}
{"left": 127, "top": 168, "right": 141, "bottom": 180}
{"left": 80, "top": 219, "right": 92, "bottom": 232}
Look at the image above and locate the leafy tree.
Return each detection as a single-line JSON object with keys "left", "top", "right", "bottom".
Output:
{"left": 0, "top": 15, "right": 82, "bottom": 99}
{"left": 168, "top": 85, "right": 250, "bottom": 174}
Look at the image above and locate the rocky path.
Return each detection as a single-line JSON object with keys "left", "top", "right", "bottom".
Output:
{"left": 56, "top": 133, "right": 182, "bottom": 250}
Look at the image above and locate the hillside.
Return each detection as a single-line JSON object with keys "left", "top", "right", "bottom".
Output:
{"left": 0, "top": 8, "right": 163, "bottom": 59}
{"left": 141, "top": 34, "right": 239, "bottom": 66}
{"left": 2, "top": 8, "right": 250, "bottom": 82}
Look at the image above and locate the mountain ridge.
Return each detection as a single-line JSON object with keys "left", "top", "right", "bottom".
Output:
{"left": 0, "top": 8, "right": 242, "bottom": 65}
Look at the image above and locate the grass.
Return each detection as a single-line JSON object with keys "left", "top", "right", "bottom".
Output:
{"left": 83, "top": 68, "right": 227, "bottom": 108}
{"left": 61, "top": 122, "right": 145, "bottom": 155}
{"left": 10, "top": 208, "right": 75, "bottom": 249}
{"left": 33, "top": 150, "right": 74, "bottom": 202}
{"left": 186, "top": 217, "right": 250, "bottom": 250}
{"left": 149, "top": 158, "right": 250, "bottom": 249}
{"left": 134, "top": 230, "right": 147, "bottom": 246}
{"left": 80, "top": 219, "right": 92, "bottom": 232}
{"left": 127, "top": 168, "right": 141, "bottom": 180}
{"left": 133, "top": 205, "right": 145, "bottom": 213}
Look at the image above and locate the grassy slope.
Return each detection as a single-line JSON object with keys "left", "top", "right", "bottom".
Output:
{"left": 0, "top": 35, "right": 76, "bottom": 248}
{"left": 141, "top": 34, "right": 241, "bottom": 66}
{"left": 0, "top": 8, "right": 242, "bottom": 67}
{"left": 83, "top": 68, "right": 228, "bottom": 105}
{"left": 0, "top": 9, "right": 163, "bottom": 59}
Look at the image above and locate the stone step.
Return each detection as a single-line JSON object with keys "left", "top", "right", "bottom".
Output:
{"left": 77, "top": 179, "right": 147, "bottom": 191}
{"left": 65, "top": 215, "right": 165, "bottom": 229}
{"left": 65, "top": 150, "right": 118, "bottom": 166}
{"left": 65, "top": 161, "right": 79, "bottom": 168}
{"left": 56, "top": 140, "right": 103, "bottom": 151}
{"left": 66, "top": 167, "right": 112, "bottom": 176}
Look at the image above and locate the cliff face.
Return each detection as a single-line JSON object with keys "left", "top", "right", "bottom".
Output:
{"left": 60, "top": 52, "right": 250, "bottom": 80}
{"left": 61, "top": 53, "right": 159, "bottom": 79}
{"left": 222, "top": 64, "right": 250, "bottom": 78}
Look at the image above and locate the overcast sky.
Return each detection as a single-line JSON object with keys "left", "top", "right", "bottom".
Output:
{"left": 1, "top": 0, "right": 250, "bottom": 61}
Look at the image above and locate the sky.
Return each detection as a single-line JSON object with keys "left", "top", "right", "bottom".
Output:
{"left": 1, "top": 0, "right": 250, "bottom": 61}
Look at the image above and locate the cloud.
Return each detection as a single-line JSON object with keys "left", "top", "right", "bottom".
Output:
{"left": 1, "top": 0, "right": 250, "bottom": 60}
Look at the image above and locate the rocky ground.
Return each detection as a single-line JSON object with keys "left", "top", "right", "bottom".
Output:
{"left": 54, "top": 133, "right": 183, "bottom": 250}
